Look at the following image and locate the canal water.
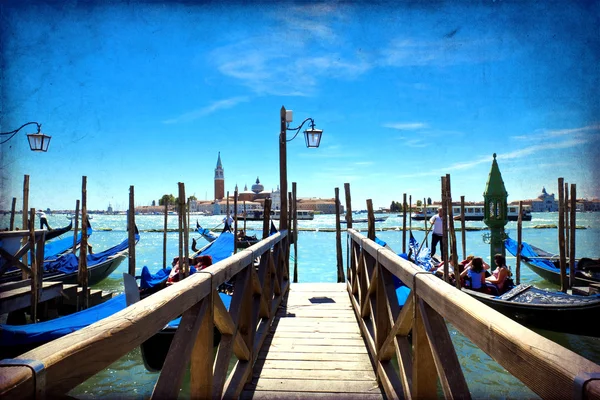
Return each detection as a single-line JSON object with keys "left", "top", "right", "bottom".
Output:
{"left": 3, "top": 212, "right": 599, "bottom": 399}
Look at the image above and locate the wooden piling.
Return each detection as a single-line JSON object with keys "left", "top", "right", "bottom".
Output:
{"left": 460, "top": 196, "right": 466, "bottom": 261}
{"left": 344, "top": 183, "right": 353, "bottom": 281}
{"left": 22, "top": 175, "right": 29, "bottom": 279}
{"left": 10, "top": 197, "right": 16, "bottom": 230}
{"left": 366, "top": 199, "right": 375, "bottom": 241}
{"left": 72, "top": 200, "right": 80, "bottom": 253}
{"left": 344, "top": 183, "right": 353, "bottom": 229}
{"left": 423, "top": 197, "right": 428, "bottom": 247}
{"left": 516, "top": 201, "right": 523, "bottom": 285}
{"left": 445, "top": 175, "right": 459, "bottom": 289}
{"left": 79, "top": 176, "right": 89, "bottom": 310}
{"left": 163, "top": 201, "right": 168, "bottom": 269}
{"left": 335, "top": 187, "right": 344, "bottom": 283}
{"left": 28, "top": 208, "right": 38, "bottom": 322}
{"left": 409, "top": 194, "right": 412, "bottom": 232}
{"left": 557, "top": 178, "right": 567, "bottom": 293}
{"left": 182, "top": 185, "right": 189, "bottom": 276}
{"left": 177, "top": 186, "right": 184, "bottom": 281}
{"left": 293, "top": 183, "right": 298, "bottom": 283}
{"left": 234, "top": 187, "right": 239, "bottom": 255}
{"left": 564, "top": 182, "right": 569, "bottom": 259}
{"left": 441, "top": 176, "right": 449, "bottom": 282}
{"left": 262, "top": 198, "right": 272, "bottom": 239}
{"left": 402, "top": 193, "right": 407, "bottom": 254}
{"left": 569, "top": 184, "right": 577, "bottom": 288}
{"left": 128, "top": 185, "right": 136, "bottom": 277}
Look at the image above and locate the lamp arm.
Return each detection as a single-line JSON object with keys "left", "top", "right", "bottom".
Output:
{"left": 0, "top": 122, "right": 41, "bottom": 145}
{"left": 285, "top": 118, "right": 315, "bottom": 143}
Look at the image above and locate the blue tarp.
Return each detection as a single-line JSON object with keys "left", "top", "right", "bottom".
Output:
{"left": 44, "top": 234, "right": 138, "bottom": 274}
{"left": 505, "top": 237, "right": 559, "bottom": 272}
{"left": 0, "top": 294, "right": 127, "bottom": 345}
{"left": 140, "top": 231, "right": 234, "bottom": 290}
{"left": 43, "top": 227, "right": 93, "bottom": 260}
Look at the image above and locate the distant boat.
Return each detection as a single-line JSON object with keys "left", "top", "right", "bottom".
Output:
{"left": 505, "top": 237, "right": 600, "bottom": 287}
{"left": 271, "top": 209, "right": 314, "bottom": 221}
{"left": 411, "top": 204, "right": 532, "bottom": 221}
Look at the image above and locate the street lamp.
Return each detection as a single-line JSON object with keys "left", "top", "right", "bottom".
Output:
{"left": 279, "top": 105, "right": 323, "bottom": 231}
{"left": 0, "top": 122, "right": 51, "bottom": 152}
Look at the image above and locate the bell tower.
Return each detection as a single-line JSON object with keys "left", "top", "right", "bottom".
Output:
{"left": 214, "top": 152, "right": 224, "bottom": 200}
{"left": 483, "top": 153, "right": 509, "bottom": 266}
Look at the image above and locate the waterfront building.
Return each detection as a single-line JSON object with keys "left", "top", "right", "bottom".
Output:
{"left": 214, "top": 152, "right": 225, "bottom": 200}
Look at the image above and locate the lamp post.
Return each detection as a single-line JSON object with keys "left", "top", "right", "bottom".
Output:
{"left": 279, "top": 105, "right": 322, "bottom": 231}
{"left": 0, "top": 122, "right": 51, "bottom": 152}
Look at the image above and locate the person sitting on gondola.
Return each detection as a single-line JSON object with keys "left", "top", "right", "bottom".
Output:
{"left": 485, "top": 254, "right": 511, "bottom": 295}
{"left": 461, "top": 257, "right": 488, "bottom": 292}
{"left": 167, "top": 255, "right": 213, "bottom": 284}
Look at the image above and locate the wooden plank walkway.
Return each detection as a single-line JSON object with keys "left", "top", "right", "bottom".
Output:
{"left": 241, "top": 283, "right": 384, "bottom": 399}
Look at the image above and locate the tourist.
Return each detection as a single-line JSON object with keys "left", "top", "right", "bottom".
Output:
{"left": 486, "top": 254, "right": 510, "bottom": 294}
{"left": 429, "top": 207, "right": 444, "bottom": 258}
{"left": 461, "top": 257, "right": 487, "bottom": 291}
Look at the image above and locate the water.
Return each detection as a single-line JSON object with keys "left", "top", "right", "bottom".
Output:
{"left": 2, "top": 212, "right": 599, "bottom": 398}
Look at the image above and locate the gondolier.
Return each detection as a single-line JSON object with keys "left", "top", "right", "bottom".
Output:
{"left": 429, "top": 207, "right": 444, "bottom": 258}
{"left": 37, "top": 210, "right": 52, "bottom": 230}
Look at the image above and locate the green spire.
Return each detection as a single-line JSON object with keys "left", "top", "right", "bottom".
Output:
{"left": 483, "top": 153, "right": 508, "bottom": 198}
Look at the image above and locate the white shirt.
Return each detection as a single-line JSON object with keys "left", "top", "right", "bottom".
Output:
{"left": 430, "top": 214, "right": 443, "bottom": 235}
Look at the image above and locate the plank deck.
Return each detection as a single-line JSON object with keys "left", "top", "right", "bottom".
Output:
{"left": 241, "top": 283, "right": 384, "bottom": 399}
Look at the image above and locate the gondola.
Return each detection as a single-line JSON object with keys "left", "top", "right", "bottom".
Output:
{"left": 43, "top": 220, "right": 73, "bottom": 241}
{"left": 397, "top": 233, "right": 600, "bottom": 337}
{"left": 0, "top": 291, "right": 127, "bottom": 359}
{"left": 342, "top": 216, "right": 388, "bottom": 224}
{"left": 462, "top": 284, "right": 600, "bottom": 337}
{"left": 505, "top": 237, "right": 600, "bottom": 287}
{"left": 0, "top": 226, "right": 136, "bottom": 286}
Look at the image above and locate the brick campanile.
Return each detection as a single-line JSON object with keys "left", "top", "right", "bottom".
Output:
{"left": 214, "top": 152, "right": 224, "bottom": 200}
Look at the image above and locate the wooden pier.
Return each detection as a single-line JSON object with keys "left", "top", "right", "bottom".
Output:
{"left": 242, "top": 283, "right": 383, "bottom": 399}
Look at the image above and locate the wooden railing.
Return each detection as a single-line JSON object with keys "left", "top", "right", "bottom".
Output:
{"left": 346, "top": 228, "right": 600, "bottom": 400}
{"left": 0, "top": 230, "right": 290, "bottom": 399}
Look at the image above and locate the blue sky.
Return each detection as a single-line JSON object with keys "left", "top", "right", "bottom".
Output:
{"left": 1, "top": 1, "right": 598, "bottom": 212}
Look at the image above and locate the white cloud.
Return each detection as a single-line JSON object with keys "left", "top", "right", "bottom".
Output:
{"left": 163, "top": 96, "right": 249, "bottom": 124}
{"left": 383, "top": 122, "right": 428, "bottom": 130}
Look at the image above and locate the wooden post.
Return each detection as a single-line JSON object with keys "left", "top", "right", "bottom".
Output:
{"left": 262, "top": 198, "right": 272, "bottom": 238}
{"left": 460, "top": 196, "right": 466, "bottom": 261}
{"left": 72, "top": 200, "right": 80, "bottom": 253}
{"left": 402, "top": 193, "right": 407, "bottom": 254}
{"left": 226, "top": 191, "right": 230, "bottom": 218}
{"left": 367, "top": 199, "right": 375, "bottom": 241}
{"left": 558, "top": 178, "right": 567, "bottom": 293}
{"left": 163, "top": 201, "right": 168, "bottom": 269}
{"left": 570, "top": 184, "right": 577, "bottom": 288}
{"left": 177, "top": 183, "right": 188, "bottom": 277}
{"left": 243, "top": 201, "right": 247, "bottom": 232}
{"left": 10, "top": 197, "right": 16, "bottom": 230}
{"left": 409, "top": 194, "right": 412, "bottom": 232}
{"left": 79, "top": 176, "right": 89, "bottom": 310}
{"left": 233, "top": 188, "right": 239, "bottom": 254}
{"left": 183, "top": 186, "right": 189, "bottom": 277}
{"left": 423, "top": 197, "right": 428, "bottom": 247}
{"left": 335, "top": 187, "right": 344, "bottom": 283}
{"left": 565, "top": 181, "right": 569, "bottom": 259}
{"left": 28, "top": 208, "right": 38, "bottom": 322}
{"left": 445, "top": 174, "right": 459, "bottom": 288}
{"left": 279, "top": 106, "right": 288, "bottom": 231}
{"left": 128, "top": 185, "right": 136, "bottom": 277}
{"left": 22, "top": 175, "right": 29, "bottom": 279}
{"left": 288, "top": 192, "right": 293, "bottom": 238}
{"left": 176, "top": 187, "right": 183, "bottom": 281}
{"left": 441, "top": 176, "right": 449, "bottom": 282}
{"left": 516, "top": 201, "right": 523, "bottom": 285}
{"left": 293, "top": 183, "right": 299, "bottom": 283}
{"left": 344, "top": 183, "right": 353, "bottom": 229}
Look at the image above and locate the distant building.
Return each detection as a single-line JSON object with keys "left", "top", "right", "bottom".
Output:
{"left": 525, "top": 187, "right": 558, "bottom": 212}
{"left": 214, "top": 152, "right": 224, "bottom": 200}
